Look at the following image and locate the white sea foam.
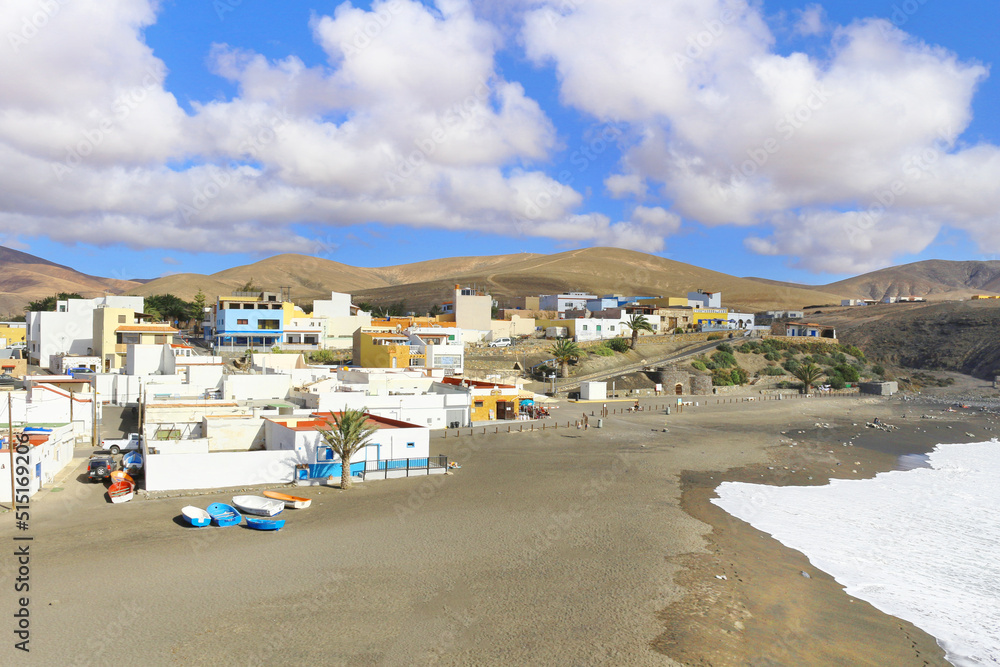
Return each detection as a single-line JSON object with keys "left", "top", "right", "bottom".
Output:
{"left": 712, "top": 440, "right": 1000, "bottom": 666}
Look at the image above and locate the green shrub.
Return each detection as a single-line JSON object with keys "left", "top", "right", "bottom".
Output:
{"left": 711, "top": 351, "right": 738, "bottom": 368}
{"left": 760, "top": 366, "right": 785, "bottom": 376}
{"left": 674, "top": 327, "right": 684, "bottom": 334}
{"left": 834, "top": 363, "right": 860, "bottom": 383}
{"left": 310, "top": 349, "right": 340, "bottom": 365}
{"left": 730, "top": 367, "right": 749, "bottom": 385}
{"left": 782, "top": 359, "right": 800, "bottom": 373}
{"left": 716, "top": 342, "right": 734, "bottom": 354}
{"left": 712, "top": 368, "right": 735, "bottom": 386}
{"left": 591, "top": 344, "right": 615, "bottom": 357}
{"left": 845, "top": 345, "right": 867, "bottom": 362}
{"left": 872, "top": 364, "right": 885, "bottom": 377}
{"left": 828, "top": 376, "right": 846, "bottom": 390}
{"left": 606, "top": 338, "right": 630, "bottom": 353}
{"left": 691, "top": 360, "right": 708, "bottom": 371}
{"left": 764, "top": 351, "right": 781, "bottom": 362}
{"left": 707, "top": 333, "right": 725, "bottom": 341}
{"left": 738, "top": 341, "right": 759, "bottom": 354}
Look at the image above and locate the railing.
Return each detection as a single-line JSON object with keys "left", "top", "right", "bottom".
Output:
{"left": 361, "top": 454, "right": 448, "bottom": 477}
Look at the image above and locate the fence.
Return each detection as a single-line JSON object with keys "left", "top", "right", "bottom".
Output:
{"left": 360, "top": 454, "right": 448, "bottom": 480}
{"left": 434, "top": 390, "right": 863, "bottom": 438}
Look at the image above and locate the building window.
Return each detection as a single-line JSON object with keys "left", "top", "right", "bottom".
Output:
{"left": 318, "top": 446, "right": 334, "bottom": 462}
{"left": 406, "top": 442, "right": 415, "bottom": 448}
{"left": 154, "top": 335, "right": 166, "bottom": 344}
{"left": 474, "top": 401, "right": 484, "bottom": 408}
{"left": 118, "top": 315, "right": 127, "bottom": 323}
{"left": 237, "top": 319, "right": 249, "bottom": 325}
{"left": 260, "top": 319, "right": 280, "bottom": 330}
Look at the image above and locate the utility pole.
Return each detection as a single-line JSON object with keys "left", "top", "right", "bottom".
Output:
{"left": 8, "top": 393, "right": 16, "bottom": 510}
{"left": 91, "top": 382, "right": 98, "bottom": 449}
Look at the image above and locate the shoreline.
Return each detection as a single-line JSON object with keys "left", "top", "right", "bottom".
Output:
{"left": 659, "top": 399, "right": 997, "bottom": 666}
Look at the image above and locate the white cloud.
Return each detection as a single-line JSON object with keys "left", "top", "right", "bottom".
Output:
{"left": 745, "top": 210, "right": 941, "bottom": 274}
{"left": 522, "top": 0, "right": 1000, "bottom": 272}
{"left": 0, "top": 0, "right": 588, "bottom": 254}
{"left": 794, "top": 5, "right": 826, "bottom": 36}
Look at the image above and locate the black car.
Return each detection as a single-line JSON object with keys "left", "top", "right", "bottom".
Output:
{"left": 87, "top": 456, "right": 119, "bottom": 482}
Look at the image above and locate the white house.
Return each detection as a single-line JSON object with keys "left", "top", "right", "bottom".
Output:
{"left": 539, "top": 292, "right": 598, "bottom": 314}
{"left": 0, "top": 423, "right": 76, "bottom": 502}
{"left": 26, "top": 295, "right": 144, "bottom": 370}
{"left": 687, "top": 290, "right": 722, "bottom": 309}
{"left": 292, "top": 368, "right": 472, "bottom": 429}
{"left": 263, "top": 412, "right": 436, "bottom": 482}
{"left": 785, "top": 323, "right": 837, "bottom": 339}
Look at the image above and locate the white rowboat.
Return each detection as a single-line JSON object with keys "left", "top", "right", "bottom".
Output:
{"left": 232, "top": 495, "right": 284, "bottom": 517}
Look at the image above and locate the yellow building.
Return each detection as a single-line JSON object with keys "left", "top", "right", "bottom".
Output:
{"left": 442, "top": 377, "right": 520, "bottom": 421}
{"left": 0, "top": 322, "right": 27, "bottom": 346}
{"left": 353, "top": 331, "right": 415, "bottom": 369}
{"left": 93, "top": 307, "right": 177, "bottom": 371}
{"left": 690, "top": 308, "right": 730, "bottom": 327}
{"left": 971, "top": 295, "right": 1000, "bottom": 300}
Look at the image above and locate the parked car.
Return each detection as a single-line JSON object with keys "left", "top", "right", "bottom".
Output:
{"left": 67, "top": 366, "right": 92, "bottom": 378}
{"left": 87, "top": 455, "right": 119, "bottom": 482}
{"left": 101, "top": 433, "right": 141, "bottom": 455}
{"left": 488, "top": 337, "right": 513, "bottom": 348}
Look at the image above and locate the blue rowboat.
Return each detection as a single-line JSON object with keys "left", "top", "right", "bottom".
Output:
{"left": 181, "top": 506, "right": 211, "bottom": 527}
{"left": 206, "top": 502, "right": 241, "bottom": 527}
{"left": 245, "top": 516, "right": 285, "bottom": 531}
{"left": 122, "top": 451, "right": 143, "bottom": 472}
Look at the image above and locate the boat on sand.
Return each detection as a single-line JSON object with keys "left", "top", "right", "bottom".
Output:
{"left": 232, "top": 495, "right": 284, "bottom": 516}
{"left": 181, "top": 506, "right": 212, "bottom": 527}
{"left": 207, "top": 502, "right": 242, "bottom": 527}
{"left": 262, "top": 490, "right": 311, "bottom": 509}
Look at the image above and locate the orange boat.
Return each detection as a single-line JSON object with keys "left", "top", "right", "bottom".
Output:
{"left": 262, "top": 490, "right": 312, "bottom": 509}
{"left": 110, "top": 471, "right": 134, "bottom": 485}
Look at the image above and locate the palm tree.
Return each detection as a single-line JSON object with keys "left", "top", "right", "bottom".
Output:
{"left": 792, "top": 362, "right": 824, "bottom": 394}
{"left": 550, "top": 339, "right": 584, "bottom": 378}
{"left": 316, "top": 408, "right": 379, "bottom": 490}
{"left": 625, "top": 314, "right": 654, "bottom": 349}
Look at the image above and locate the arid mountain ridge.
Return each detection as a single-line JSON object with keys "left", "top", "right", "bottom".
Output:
{"left": 1, "top": 246, "right": 998, "bottom": 317}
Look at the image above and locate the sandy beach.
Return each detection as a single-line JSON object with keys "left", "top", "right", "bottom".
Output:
{"left": 4, "top": 394, "right": 995, "bottom": 666}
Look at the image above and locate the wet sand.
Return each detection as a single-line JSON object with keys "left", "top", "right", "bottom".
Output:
{"left": 3, "top": 396, "right": 993, "bottom": 666}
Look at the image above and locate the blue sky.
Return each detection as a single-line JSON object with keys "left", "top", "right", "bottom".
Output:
{"left": 2, "top": 0, "right": 998, "bottom": 285}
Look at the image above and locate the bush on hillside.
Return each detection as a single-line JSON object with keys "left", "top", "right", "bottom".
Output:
{"left": 759, "top": 366, "right": 785, "bottom": 376}
{"left": 691, "top": 360, "right": 708, "bottom": 371}
{"left": 716, "top": 342, "right": 734, "bottom": 354}
{"left": 711, "top": 351, "right": 738, "bottom": 368}
{"left": 591, "top": 344, "right": 615, "bottom": 356}
{"left": 707, "top": 333, "right": 725, "bottom": 341}
{"left": 828, "top": 376, "right": 846, "bottom": 390}
{"left": 605, "top": 338, "right": 630, "bottom": 353}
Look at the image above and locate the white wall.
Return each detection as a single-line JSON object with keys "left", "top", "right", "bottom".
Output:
{"left": 223, "top": 374, "right": 292, "bottom": 401}
{"left": 204, "top": 417, "right": 265, "bottom": 452}
{"left": 144, "top": 449, "right": 306, "bottom": 491}
{"left": 312, "top": 292, "right": 352, "bottom": 318}
{"left": 0, "top": 424, "right": 75, "bottom": 501}
{"left": 313, "top": 391, "right": 471, "bottom": 429}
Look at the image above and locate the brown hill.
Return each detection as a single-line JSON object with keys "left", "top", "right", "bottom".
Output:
{"left": 352, "top": 247, "right": 848, "bottom": 312}
{"left": 821, "top": 260, "right": 1000, "bottom": 301}
{"left": 132, "top": 247, "right": 846, "bottom": 312}
{"left": 0, "top": 246, "right": 140, "bottom": 317}
{"left": 805, "top": 301, "right": 1000, "bottom": 379}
